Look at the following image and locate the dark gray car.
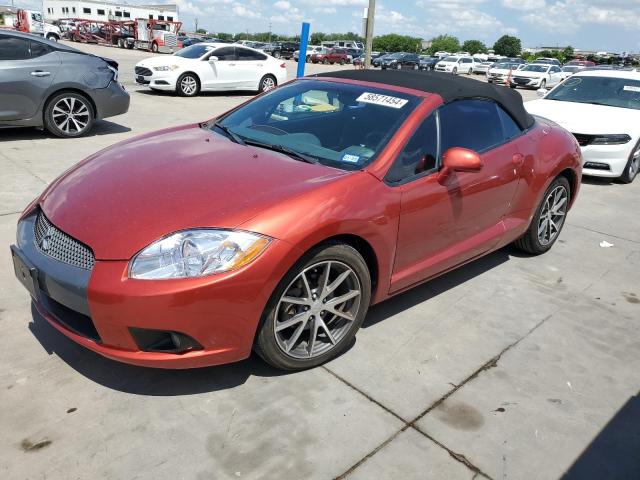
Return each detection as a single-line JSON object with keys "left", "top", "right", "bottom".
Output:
{"left": 0, "top": 31, "right": 129, "bottom": 138}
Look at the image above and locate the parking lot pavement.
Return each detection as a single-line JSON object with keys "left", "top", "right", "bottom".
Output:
{"left": 1, "top": 43, "right": 638, "bottom": 479}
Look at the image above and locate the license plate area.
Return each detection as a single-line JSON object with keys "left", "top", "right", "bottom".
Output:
{"left": 11, "top": 245, "right": 39, "bottom": 298}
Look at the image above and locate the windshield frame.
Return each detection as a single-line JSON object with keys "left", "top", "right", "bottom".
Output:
{"left": 521, "top": 64, "right": 550, "bottom": 73}
{"left": 173, "top": 44, "right": 213, "bottom": 59}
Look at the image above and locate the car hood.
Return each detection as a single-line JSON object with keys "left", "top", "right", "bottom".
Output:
{"left": 525, "top": 99, "right": 640, "bottom": 135}
{"left": 39, "top": 125, "right": 348, "bottom": 260}
{"left": 489, "top": 68, "right": 511, "bottom": 74}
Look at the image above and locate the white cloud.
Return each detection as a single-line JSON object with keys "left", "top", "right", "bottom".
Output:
{"left": 273, "top": 0, "right": 291, "bottom": 10}
{"left": 232, "top": 5, "right": 261, "bottom": 19}
{"left": 501, "top": 0, "right": 546, "bottom": 10}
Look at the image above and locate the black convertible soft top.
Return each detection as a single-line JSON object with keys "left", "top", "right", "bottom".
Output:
{"left": 311, "top": 69, "right": 535, "bottom": 130}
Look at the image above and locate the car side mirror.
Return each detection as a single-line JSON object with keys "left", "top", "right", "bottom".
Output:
{"left": 537, "top": 88, "right": 548, "bottom": 97}
{"left": 208, "top": 56, "right": 218, "bottom": 62}
{"left": 439, "top": 147, "right": 482, "bottom": 182}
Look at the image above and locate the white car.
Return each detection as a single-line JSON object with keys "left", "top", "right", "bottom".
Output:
{"left": 510, "top": 63, "right": 563, "bottom": 89}
{"left": 134, "top": 43, "right": 288, "bottom": 96}
{"left": 434, "top": 55, "right": 475, "bottom": 74}
{"left": 526, "top": 70, "right": 640, "bottom": 183}
{"left": 559, "top": 65, "right": 585, "bottom": 81}
{"left": 486, "top": 62, "right": 525, "bottom": 84}
{"left": 293, "top": 45, "right": 323, "bottom": 62}
{"left": 473, "top": 61, "right": 494, "bottom": 74}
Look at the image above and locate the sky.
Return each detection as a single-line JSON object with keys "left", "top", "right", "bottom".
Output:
{"left": 26, "top": 0, "right": 640, "bottom": 52}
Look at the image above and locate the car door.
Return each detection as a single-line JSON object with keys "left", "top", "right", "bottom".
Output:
{"left": 234, "top": 47, "right": 268, "bottom": 90}
{"left": 201, "top": 46, "right": 239, "bottom": 90}
{"left": 390, "top": 99, "right": 522, "bottom": 293}
{"left": 550, "top": 66, "right": 563, "bottom": 85}
{"left": 0, "top": 35, "right": 59, "bottom": 121}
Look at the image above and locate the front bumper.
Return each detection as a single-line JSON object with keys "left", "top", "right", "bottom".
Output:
{"left": 12, "top": 210, "right": 300, "bottom": 369}
{"left": 134, "top": 70, "right": 179, "bottom": 90}
{"left": 580, "top": 143, "right": 636, "bottom": 178}
{"left": 92, "top": 81, "right": 130, "bottom": 120}
{"left": 511, "top": 77, "right": 543, "bottom": 88}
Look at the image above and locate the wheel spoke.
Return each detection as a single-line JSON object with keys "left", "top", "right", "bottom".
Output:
{"left": 307, "top": 317, "right": 318, "bottom": 356}
{"left": 300, "top": 271, "right": 312, "bottom": 298}
{"left": 275, "top": 311, "right": 309, "bottom": 332}
{"left": 325, "top": 289, "right": 360, "bottom": 308}
{"left": 325, "top": 304, "right": 356, "bottom": 322}
{"left": 318, "top": 262, "right": 331, "bottom": 297}
{"left": 538, "top": 218, "right": 549, "bottom": 237}
{"left": 281, "top": 296, "right": 310, "bottom": 306}
{"left": 323, "top": 270, "right": 351, "bottom": 298}
{"left": 317, "top": 317, "right": 336, "bottom": 345}
{"left": 68, "top": 97, "right": 76, "bottom": 112}
{"left": 286, "top": 321, "right": 307, "bottom": 352}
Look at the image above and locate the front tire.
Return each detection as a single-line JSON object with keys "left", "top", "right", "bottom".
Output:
{"left": 151, "top": 42, "right": 159, "bottom": 53}
{"left": 452, "top": 67, "right": 457, "bottom": 75}
{"left": 539, "top": 79, "right": 547, "bottom": 89}
{"left": 255, "top": 243, "right": 372, "bottom": 371}
{"left": 514, "top": 176, "right": 570, "bottom": 255}
{"left": 44, "top": 92, "right": 94, "bottom": 138}
{"left": 46, "top": 34, "right": 59, "bottom": 42}
{"left": 176, "top": 73, "right": 200, "bottom": 96}
{"left": 618, "top": 141, "right": 640, "bottom": 184}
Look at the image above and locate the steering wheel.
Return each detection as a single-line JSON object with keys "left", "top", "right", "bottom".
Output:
{"left": 363, "top": 131, "right": 385, "bottom": 148}
{"left": 249, "top": 124, "right": 288, "bottom": 136}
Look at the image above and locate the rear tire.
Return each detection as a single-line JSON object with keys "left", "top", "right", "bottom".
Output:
{"left": 258, "top": 74, "right": 277, "bottom": 93}
{"left": 176, "top": 73, "right": 200, "bottom": 97}
{"left": 43, "top": 92, "right": 94, "bottom": 138}
{"left": 255, "top": 243, "right": 371, "bottom": 371}
{"left": 514, "top": 176, "right": 570, "bottom": 255}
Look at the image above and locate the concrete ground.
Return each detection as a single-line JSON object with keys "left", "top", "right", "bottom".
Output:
{"left": 1, "top": 43, "right": 638, "bottom": 480}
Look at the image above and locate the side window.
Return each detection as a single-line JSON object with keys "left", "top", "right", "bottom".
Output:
{"left": 386, "top": 113, "right": 438, "bottom": 184}
{"left": 439, "top": 99, "right": 504, "bottom": 153}
{"left": 213, "top": 47, "right": 236, "bottom": 61}
{"left": 0, "top": 36, "right": 31, "bottom": 61}
{"left": 30, "top": 41, "right": 51, "bottom": 58}
{"left": 497, "top": 106, "right": 522, "bottom": 140}
{"left": 237, "top": 48, "right": 266, "bottom": 61}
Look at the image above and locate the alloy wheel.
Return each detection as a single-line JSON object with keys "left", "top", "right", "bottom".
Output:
{"left": 180, "top": 76, "right": 198, "bottom": 95}
{"left": 274, "top": 261, "right": 362, "bottom": 359}
{"left": 51, "top": 97, "right": 90, "bottom": 135}
{"left": 538, "top": 185, "right": 568, "bottom": 246}
{"left": 261, "top": 76, "right": 276, "bottom": 92}
{"left": 629, "top": 147, "right": 640, "bottom": 179}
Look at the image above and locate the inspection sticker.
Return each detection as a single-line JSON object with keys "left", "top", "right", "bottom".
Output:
{"left": 341, "top": 154, "right": 361, "bottom": 163}
{"left": 356, "top": 92, "right": 408, "bottom": 109}
{"left": 623, "top": 85, "right": 640, "bottom": 92}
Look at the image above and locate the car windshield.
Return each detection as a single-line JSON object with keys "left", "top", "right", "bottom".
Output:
{"left": 174, "top": 44, "right": 212, "bottom": 59}
{"left": 494, "top": 63, "right": 514, "bottom": 69}
{"left": 387, "top": 53, "right": 403, "bottom": 59}
{"left": 214, "top": 80, "right": 420, "bottom": 170}
{"left": 545, "top": 76, "right": 640, "bottom": 110}
{"left": 562, "top": 66, "right": 581, "bottom": 72}
{"left": 442, "top": 56, "right": 459, "bottom": 62}
{"left": 522, "top": 65, "right": 549, "bottom": 72}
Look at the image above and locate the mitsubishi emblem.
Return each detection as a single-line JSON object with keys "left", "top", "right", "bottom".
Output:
{"left": 41, "top": 226, "right": 54, "bottom": 252}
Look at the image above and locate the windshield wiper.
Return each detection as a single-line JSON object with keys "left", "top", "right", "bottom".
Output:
{"left": 243, "top": 140, "right": 319, "bottom": 164}
{"left": 212, "top": 122, "right": 246, "bottom": 145}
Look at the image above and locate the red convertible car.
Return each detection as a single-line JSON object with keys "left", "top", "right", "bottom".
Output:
{"left": 11, "top": 71, "right": 582, "bottom": 370}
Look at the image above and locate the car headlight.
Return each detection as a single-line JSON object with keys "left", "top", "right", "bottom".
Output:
{"left": 129, "top": 229, "right": 271, "bottom": 280}
{"left": 153, "top": 65, "right": 180, "bottom": 71}
{"left": 591, "top": 134, "right": 632, "bottom": 145}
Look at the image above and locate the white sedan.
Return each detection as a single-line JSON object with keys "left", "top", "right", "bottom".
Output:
{"left": 434, "top": 56, "right": 475, "bottom": 75}
{"left": 510, "top": 63, "right": 563, "bottom": 90}
{"left": 526, "top": 70, "right": 640, "bottom": 183}
{"left": 134, "top": 43, "right": 288, "bottom": 96}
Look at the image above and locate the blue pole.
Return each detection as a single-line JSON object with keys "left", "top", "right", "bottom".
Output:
{"left": 297, "top": 22, "right": 310, "bottom": 78}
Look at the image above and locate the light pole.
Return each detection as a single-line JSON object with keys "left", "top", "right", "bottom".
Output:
{"left": 364, "top": 0, "right": 376, "bottom": 69}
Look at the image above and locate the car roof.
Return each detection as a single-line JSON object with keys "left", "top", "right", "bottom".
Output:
{"left": 0, "top": 29, "right": 88, "bottom": 54}
{"left": 573, "top": 69, "right": 640, "bottom": 80}
{"left": 311, "top": 70, "right": 535, "bottom": 129}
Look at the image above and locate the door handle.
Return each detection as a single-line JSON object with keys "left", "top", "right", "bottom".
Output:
{"left": 30, "top": 71, "right": 50, "bottom": 77}
{"left": 512, "top": 153, "right": 524, "bottom": 166}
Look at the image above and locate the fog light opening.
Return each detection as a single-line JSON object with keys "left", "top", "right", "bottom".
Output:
{"left": 129, "top": 328, "right": 203, "bottom": 354}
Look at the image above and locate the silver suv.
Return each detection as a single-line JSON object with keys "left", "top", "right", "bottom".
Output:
{"left": 0, "top": 30, "right": 129, "bottom": 137}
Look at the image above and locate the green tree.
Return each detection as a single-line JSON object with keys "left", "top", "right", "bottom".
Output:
{"left": 215, "top": 32, "right": 233, "bottom": 41}
{"left": 196, "top": 28, "right": 207, "bottom": 35}
{"left": 461, "top": 40, "right": 488, "bottom": 55}
{"left": 562, "top": 46, "right": 574, "bottom": 62}
{"left": 493, "top": 35, "right": 521, "bottom": 57}
{"left": 427, "top": 34, "right": 460, "bottom": 55}
{"left": 372, "top": 34, "right": 422, "bottom": 53}
{"left": 310, "top": 32, "right": 327, "bottom": 45}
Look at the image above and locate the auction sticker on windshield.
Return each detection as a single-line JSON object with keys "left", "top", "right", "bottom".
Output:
{"left": 356, "top": 92, "right": 408, "bottom": 109}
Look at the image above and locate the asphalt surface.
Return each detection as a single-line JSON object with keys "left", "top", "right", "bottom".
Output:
{"left": 1, "top": 42, "right": 638, "bottom": 480}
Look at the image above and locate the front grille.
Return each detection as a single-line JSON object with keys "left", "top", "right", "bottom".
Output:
{"left": 572, "top": 133, "right": 595, "bottom": 147}
{"left": 34, "top": 212, "right": 95, "bottom": 270}
{"left": 135, "top": 66, "right": 152, "bottom": 76}
{"left": 164, "top": 34, "right": 177, "bottom": 47}
{"left": 513, "top": 77, "right": 530, "bottom": 84}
